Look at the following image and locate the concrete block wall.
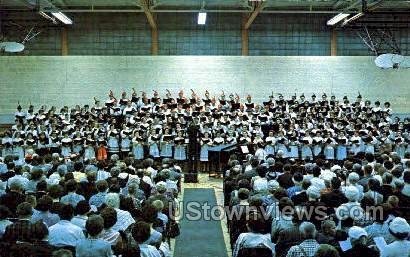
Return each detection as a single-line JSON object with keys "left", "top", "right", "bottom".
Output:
{"left": 67, "top": 13, "right": 151, "bottom": 55}
{"left": 158, "top": 13, "right": 241, "bottom": 55}
{"left": 0, "top": 56, "right": 409, "bottom": 115}
{"left": 2, "top": 12, "right": 410, "bottom": 56}
{"left": 250, "top": 14, "right": 331, "bottom": 56}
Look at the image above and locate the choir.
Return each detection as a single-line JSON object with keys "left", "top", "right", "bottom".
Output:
{"left": 1, "top": 90, "right": 409, "bottom": 172}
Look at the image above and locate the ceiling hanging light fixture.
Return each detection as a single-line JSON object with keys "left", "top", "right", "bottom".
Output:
{"left": 51, "top": 11, "right": 73, "bottom": 25}
{"left": 39, "top": 11, "right": 57, "bottom": 24}
{"left": 197, "top": 1, "right": 206, "bottom": 25}
{"left": 327, "top": 13, "right": 350, "bottom": 26}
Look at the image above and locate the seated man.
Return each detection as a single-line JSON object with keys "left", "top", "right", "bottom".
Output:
{"left": 3, "top": 202, "right": 36, "bottom": 242}
{"left": 342, "top": 226, "right": 379, "bottom": 257}
{"left": 286, "top": 222, "right": 320, "bottom": 257}
{"left": 131, "top": 221, "right": 161, "bottom": 257}
{"left": 104, "top": 193, "right": 135, "bottom": 232}
{"left": 233, "top": 211, "right": 274, "bottom": 257}
{"left": 75, "top": 215, "right": 113, "bottom": 257}
{"left": 49, "top": 204, "right": 85, "bottom": 247}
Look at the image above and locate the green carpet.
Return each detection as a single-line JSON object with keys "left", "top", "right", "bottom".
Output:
{"left": 174, "top": 188, "right": 229, "bottom": 257}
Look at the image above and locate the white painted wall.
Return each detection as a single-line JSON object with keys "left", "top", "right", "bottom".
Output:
{"left": 0, "top": 56, "right": 409, "bottom": 114}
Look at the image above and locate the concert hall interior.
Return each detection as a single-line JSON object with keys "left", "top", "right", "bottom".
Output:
{"left": 0, "top": 1, "right": 410, "bottom": 257}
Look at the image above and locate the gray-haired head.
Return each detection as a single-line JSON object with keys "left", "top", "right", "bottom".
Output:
{"left": 110, "top": 167, "right": 121, "bottom": 177}
{"left": 110, "top": 154, "right": 119, "bottom": 162}
{"left": 105, "top": 193, "right": 120, "bottom": 209}
{"left": 299, "top": 222, "right": 317, "bottom": 239}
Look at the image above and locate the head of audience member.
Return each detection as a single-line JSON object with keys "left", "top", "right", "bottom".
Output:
{"left": 238, "top": 188, "right": 250, "bottom": 202}
{"left": 344, "top": 186, "right": 360, "bottom": 203}
{"left": 36, "top": 195, "right": 53, "bottom": 213}
{"left": 250, "top": 158, "right": 259, "bottom": 168}
{"left": 9, "top": 180, "right": 23, "bottom": 193}
{"left": 152, "top": 200, "right": 164, "bottom": 214}
{"left": 48, "top": 184, "right": 63, "bottom": 200}
{"left": 25, "top": 195, "right": 37, "bottom": 209}
{"left": 292, "top": 172, "right": 303, "bottom": 186}
{"left": 100, "top": 207, "right": 117, "bottom": 231}
{"left": 279, "top": 197, "right": 294, "bottom": 216}
{"left": 256, "top": 165, "right": 267, "bottom": 178}
{"left": 389, "top": 217, "right": 410, "bottom": 240}
{"left": 85, "top": 215, "right": 105, "bottom": 238}
{"left": 110, "top": 154, "right": 120, "bottom": 163}
{"left": 273, "top": 187, "right": 288, "bottom": 200}
{"left": 237, "top": 179, "right": 251, "bottom": 191}
{"left": 65, "top": 179, "right": 78, "bottom": 193}
{"left": 56, "top": 164, "right": 68, "bottom": 176}
{"left": 75, "top": 200, "right": 91, "bottom": 216}
{"left": 314, "top": 244, "right": 340, "bottom": 257}
{"left": 30, "top": 167, "right": 44, "bottom": 181}
{"left": 16, "top": 202, "right": 33, "bottom": 219}
{"left": 110, "top": 167, "right": 121, "bottom": 178}
{"left": 127, "top": 182, "right": 140, "bottom": 197}
{"left": 347, "top": 172, "right": 360, "bottom": 186}
{"left": 96, "top": 180, "right": 109, "bottom": 193}
{"left": 267, "top": 180, "right": 280, "bottom": 194}
{"left": 59, "top": 204, "right": 75, "bottom": 221}
{"left": 330, "top": 177, "right": 341, "bottom": 191}
{"left": 367, "top": 178, "right": 381, "bottom": 192}
{"left": 321, "top": 220, "right": 336, "bottom": 237}
{"left": 105, "top": 193, "right": 120, "bottom": 209}
{"left": 131, "top": 221, "right": 151, "bottom": 244}
{"left": 299, "top": 222, "right": 317, "bottom": 240}
{"left": 142, "top": 204, "right": 158, "bottom": 225}
{"left": 155, "top": 181, "right": 167, "bottom": 194}
{"left": 307, "top": 186, "right": 321, "bottom": 201}
{"left": 246, "top": 211, "right": 266, "bottom": 234}
{"left": 52, "top": 249, "right": 73, "bottom": 257}
{"left": 348, "top": 226, "right": 368, "bottom": 246}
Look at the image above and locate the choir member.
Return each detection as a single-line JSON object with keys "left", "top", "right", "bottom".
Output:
{"left": 132, "top": 131, "right": 144, "bottom": 160}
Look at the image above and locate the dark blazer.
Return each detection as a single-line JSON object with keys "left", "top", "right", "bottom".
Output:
{"left": 8, "top": 241, "right": 55, "bottom": 257}
{"left": 320, "top": 189, "right": 348, "bottom": 213}
{"left": 277, "top": 172, "right": 294, "bottom": 189}
{"left": 291, "top": 191, "right": 308, "bottom": 206}
{"left": 341, "top": 244, "right": 379, "bottom": 257}
{"left": 380, "top": 184, "right": 394, "bottom": 201}
{"left": 275, "top": 224, "right": 302, "bottom": 257}
{"left": 3, "top": 220, "right": 37, "bottom": 243}
{"left": 0, "top": 191, "right": 25, "bottom": 217}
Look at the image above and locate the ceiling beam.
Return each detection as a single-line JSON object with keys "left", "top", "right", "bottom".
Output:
{"left": 244, "top": 2, "right": 265, "bottom": 30}
{"left": 140, "top": 0, "right": 157, "bottom": 30}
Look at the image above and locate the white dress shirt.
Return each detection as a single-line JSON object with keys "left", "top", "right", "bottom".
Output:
{"left": 233, "top": 232, "right": 274, "bottom": 257}
{"left": 139, "top": 244, "right": 162, "bottom": 257}
{"left": 49, "top": 220, "right": 85, "bottom": 247}
{"left": 381, "top": 240, "right": 410, "bottom": 257}
{"left": 71, "top": 215, "right": 88, "bottom": 231}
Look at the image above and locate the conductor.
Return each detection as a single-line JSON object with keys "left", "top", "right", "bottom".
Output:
{"left": 186, "top": 117, "right": 200, "bottom": 182}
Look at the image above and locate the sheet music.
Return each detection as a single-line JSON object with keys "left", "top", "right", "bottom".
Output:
{"left": 339, "top": 239, "right": 352, "bottom": 252}
{"left": 240, "top": 145, "right": 249, "bottom": 154}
